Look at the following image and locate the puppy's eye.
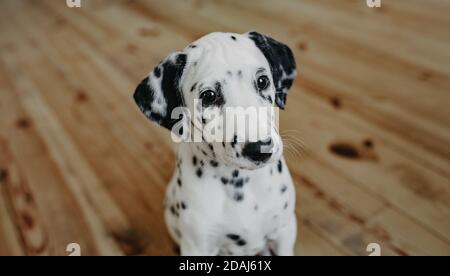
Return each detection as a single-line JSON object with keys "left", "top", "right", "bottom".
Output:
{"left": 200, "top": 90, "right": 218, "bottom": 106}
{"left": 256, "top": 75, "right": 270, "bottom": 91}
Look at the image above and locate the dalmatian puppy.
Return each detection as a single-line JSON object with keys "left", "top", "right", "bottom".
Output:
{"left": 133, "top": 32, "right": 297, "bottom": 256}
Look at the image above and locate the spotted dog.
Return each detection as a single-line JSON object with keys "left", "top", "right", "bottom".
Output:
{"left": 134, "top": 32, "right": 297, "bottom": 256}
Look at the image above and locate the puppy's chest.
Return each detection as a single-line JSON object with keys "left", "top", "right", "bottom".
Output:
{"left": 170, "top": 160, "right": 294, "bottom": 254}
{"left": 182, "top": 161, "right": 292, "bottom": 214}
{"left": 211, "top": 172, "right": 292, "bottom": 255}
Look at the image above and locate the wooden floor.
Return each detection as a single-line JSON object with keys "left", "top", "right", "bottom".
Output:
{"left": 0, "top": 0, "right": 449, "bottom": 256}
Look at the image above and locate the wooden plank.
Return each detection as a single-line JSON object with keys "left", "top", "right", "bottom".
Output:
{"left": 0, "top": 0, "right": 448, "bottom": 256}
{"left": 0, "top": 149, "right": 25, "bottom": 256}
{"left": 368, "top": 209, "right": 450, "bottom": 255}
{"left": 289, "top": 92, "right": 450, "bottom": 242}
{"left": 295, "top": 217, "right": 344, "bottom": 256}
{"left": 0, "top": 64, "right": 99, "bottom": 255}
{"left": 3, "top": 2, "right": 176, "bottom": 255}
{"left": 296, "top": 178, "right": 400, "bottom": 256}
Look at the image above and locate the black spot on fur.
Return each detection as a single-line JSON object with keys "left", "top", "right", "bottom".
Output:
{"left": 181, "top": 202, "right": 187, "bottom": 209}
{"left": 210, "top": 160, "right": 218, "bottom": 167}
{"left": 234, "top": 192, "right": 244, "bottom": 201}
{"left": 154, "top": 66, "right": 161, "bottom": 78}
{"left": 191, "top": 82, "right": 197, "bottom": 92}
{"left": 170, "top": 206, "right": 178, "bottom": 217}
{"left": 213, "top": 81, "right": 226, "bottom": 107}
{"left": 280, "top": 185, "right": 287, "bottom": 193}
{"left": 231, "top": 135, "right": 238, "bottom": 148}
{"left": 227, "top": 70, "right": 232, "bottom": 77}
{"left": 189, "top": 44, "right": 197, "bottom": 48}
{"left": 277, "top": 160, "right": 283, "bottom": 173}
{"left": 221, "top": 177, "right": 229, "bottom": 185}
{"left": 177, "top": 178, "right": 182, "bottom": 187}
{"left": 234, "top": 178, "right": 244, "bottom": 188}
{"left": 237, "top": 70, "right": 242, "bottom": 78}
{"left": 196, "top": 167, "right": 203, "bottom": 178}
{"left": 236, "top": 239, "right": 246, "bottom": 246}
{"left": 208, "top": 144, "right": 214, "bottom": 152}
{"left": 232, "top": 170, "right": 239, "bottom": 178}
{"left": 231, "top": 35, "right": 237, "bottom": 41}
{"left": 226, "top": 234, "right": 240, "bottom": 241}
{"left": 284, "top": 202, "right": 288, "bottom": 209}
{"left": 192, "top": 156, "right": 197, "bottom": 166}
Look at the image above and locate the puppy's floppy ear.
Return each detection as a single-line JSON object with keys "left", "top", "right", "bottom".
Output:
{"left": 247, "top": 32, "right": 297, "bottom": 109}
{"left": 133, "top": 52, "right": 187, "bottom": 130}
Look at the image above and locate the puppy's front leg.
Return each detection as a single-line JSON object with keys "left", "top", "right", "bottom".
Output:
{"left": 179, "top": 234, "right": 216, "bottom": 256}
{"left": 272, "top": 215, "right": 297, "bottom": 256}
{"left": 178, "top": 219, "right": 218, "bottom": 256}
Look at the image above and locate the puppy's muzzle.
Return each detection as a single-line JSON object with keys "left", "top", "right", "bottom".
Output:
{"left": 242, "top": 139, "right": 273, "bottom": 163}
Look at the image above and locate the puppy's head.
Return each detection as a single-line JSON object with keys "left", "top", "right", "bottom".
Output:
{"left": 134, "top": 32, "right": 297, "bottom": 170}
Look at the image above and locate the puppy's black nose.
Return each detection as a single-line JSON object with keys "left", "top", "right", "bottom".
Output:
{"left": 242, "top": 139, "right": 273, "bottom": 163}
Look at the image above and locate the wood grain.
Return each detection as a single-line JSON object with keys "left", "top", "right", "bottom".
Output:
{"left": 0, "top": 0, "right": 449, "bottom": 255}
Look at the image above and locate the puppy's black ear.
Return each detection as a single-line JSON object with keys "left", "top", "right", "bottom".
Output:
{"left": 247, "top": 32, "right": 297, "bottom": 109}
{"left": 133, "top": 52, "right": 187, "bottom": 130}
